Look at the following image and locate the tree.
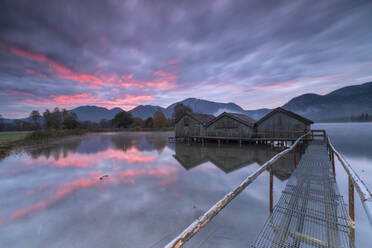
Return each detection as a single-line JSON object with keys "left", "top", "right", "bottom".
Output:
{"left": 153, "top": 110, "right": 167, "bottom": 128}
{"left": 29, "top": 110, "right": 41, "bottom": 130}
{"left": 62, "top": 111, "right": 80, "bottom": 129}
{"left": 63, "top": 116, "right": 80, "bottom": 129}
{"left": 99, "top": 119, "right": 112, "bottom": 128}
{"left": 62, "top": 108, "right": 69, "bottom": 121}
{"left": 112, "top": 111, "right": 133, "bottom": 128}
{"left": 0, "top": 114, "right": 4, "bottom": 131}
{"left": 172, "top": 103, "right": 192, "bottom": 121}
{"left": 43, "top": 109, "right": 52, "bottom": 129}
{"left": 132, "top": 118, "right": 143, "bottom": 129}
{"left": 144, "top": 117, "right": 154, "bottom": 128}
{"left": 51, "top": 107, "right": 62, "bottom": 129}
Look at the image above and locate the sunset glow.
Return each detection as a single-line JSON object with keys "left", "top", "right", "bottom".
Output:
{"left": 1, "top": 1, "right": 371, "bottom": 118}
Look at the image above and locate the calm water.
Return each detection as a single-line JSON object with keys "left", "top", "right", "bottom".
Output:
{"left": 0, "top": 124, "right": 371, "bottom": 247}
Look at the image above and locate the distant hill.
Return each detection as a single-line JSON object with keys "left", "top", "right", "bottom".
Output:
{"left": 3, "top": 81, "right": 372, "bottom": 123}
{"left": 166, "top": 98, "right": 247, "bottom": 117}
{"left": 129, "top": 105, "right": 166, "bottom": 119}
{"left": 282, "top": 82, "right": 372, "bottom": 121}
{"left": 129, "top": 98, "right": 250, "bottom": 119}
{"left": 69, "top": 106, "right": 123, "bottom": 122}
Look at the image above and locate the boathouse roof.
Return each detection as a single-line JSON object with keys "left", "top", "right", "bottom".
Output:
{"left": 255, "top": 107, "right": 314, "bottom": 126}
{"left": 206, "top": 112, "right": 256, "bottom": 127}
{"left": 175, "top": 112, "right": 215, "bottom": 125}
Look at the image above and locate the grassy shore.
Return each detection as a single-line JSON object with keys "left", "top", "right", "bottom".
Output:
{"left": 0, "top": 129, "right": 87, "bottom": 159}
{"left": 0, "top": 128, "right": 174, "bottom": 159}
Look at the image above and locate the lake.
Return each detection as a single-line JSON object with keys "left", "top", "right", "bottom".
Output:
{"left": 0, "top": 123, "right": 371, "bottom": 247}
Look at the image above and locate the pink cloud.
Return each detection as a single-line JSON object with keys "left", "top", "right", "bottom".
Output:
{"left": 169, "top": 58, "right": 179, "bottom": 64}
{"left": 25, "top": 68, "right": 47, "bottom": 78}
{"left": 250, "top": 81, "right": 296, "bottom": 90}
{"left": 10, "top": 47, "right": 48, "bottom": 62}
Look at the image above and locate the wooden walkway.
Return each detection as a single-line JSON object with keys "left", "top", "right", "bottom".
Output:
{"left": 252, "top": 140, "right": 353, "bottom": 248}
{"left": 165, "top": 131, "right": 372, "bottom": 248}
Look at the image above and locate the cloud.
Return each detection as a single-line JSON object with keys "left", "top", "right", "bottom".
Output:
{"left": 1, "top": 0, "right": 372, "bottom": 117}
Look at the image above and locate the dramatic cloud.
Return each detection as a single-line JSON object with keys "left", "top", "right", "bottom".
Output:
{"left": 1, "top": 0, "right": 372, "bottom": 117}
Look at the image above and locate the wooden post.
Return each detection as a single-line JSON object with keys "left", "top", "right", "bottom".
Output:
{"left": 239, "top": 139, "right": 242, "bottom": 147}
{"left": 270, "top": 167, "right": 273, "bottom": 214}
{"left": 331, "top": 151, "right": 335, "bottom": 176}
{"left": 218, "top": 139, "right": 220, "bottom": 147}
{"left": 348, "top": 176, "right": 355, "bottom": 239}
{"left": 293, "top": 146, "right": 297, "bottom": 169}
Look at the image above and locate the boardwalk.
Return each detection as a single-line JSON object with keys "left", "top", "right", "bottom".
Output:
{"left": 165, "top": 131, "right": 371, "bottom": 248}
{"left": 252, "top": 140, "right": 352, "bottom": 248}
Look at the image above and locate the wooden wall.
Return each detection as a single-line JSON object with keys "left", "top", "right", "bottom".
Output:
{"left": 206, "top": 116, "right": 254, "bottom": 138}
{"left": 256, "top": 112, "right": 310, "bottom": 138}
{"left": 175, "top": 115, "right": 206, "bottom": 138}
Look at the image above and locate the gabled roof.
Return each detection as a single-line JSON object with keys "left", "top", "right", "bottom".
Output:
{"left": 175, "top": 112, "right": 215, "bottom": 125}
{"left": 255, "top": 107, "right": 314, "bottom": 126}
{"left": 206, "top": 112, "right": 256, "bottom": 127}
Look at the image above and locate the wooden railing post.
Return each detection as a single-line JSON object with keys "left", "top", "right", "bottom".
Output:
{"left": 331, "top": 151, "right": 335, "bottom": 176}
{"left": 349, "top": 176, "right": 355, "bottom": 239}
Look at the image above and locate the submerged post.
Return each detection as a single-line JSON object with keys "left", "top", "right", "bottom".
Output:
{"left": 270, "top": 167, "right": 273, "bottom": 214}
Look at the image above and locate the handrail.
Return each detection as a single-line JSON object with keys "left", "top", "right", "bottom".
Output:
{"left": 326, "top": 133, "right": 372, "bottom": 227}
{"left": 164, "top": 131, "right": 311, "bottom": 248}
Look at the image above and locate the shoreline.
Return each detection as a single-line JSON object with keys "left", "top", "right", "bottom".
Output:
{"left": 0, "top": 128, "right": 175, "bottom": 159}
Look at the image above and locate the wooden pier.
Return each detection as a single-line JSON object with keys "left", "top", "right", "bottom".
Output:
{"left": 252, "top": 139, "right": 352, "bottom": 247}
{"left": 165, "top": 130, "right": 372, "bottom": 248}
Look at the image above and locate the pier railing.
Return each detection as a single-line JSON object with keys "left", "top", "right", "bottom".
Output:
{"left": 165, "top": 131, "right": 311, "bottom": 248}
{"left": 315, "top": 129, "right": 372, "bottom": 228}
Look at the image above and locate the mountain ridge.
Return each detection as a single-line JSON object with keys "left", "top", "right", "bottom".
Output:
{"left": 3, "top": 81, "right": 372, "bottom": 123}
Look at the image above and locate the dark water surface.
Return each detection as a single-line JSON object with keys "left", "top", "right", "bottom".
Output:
{"left": 0, "top": 125, "right": 371, "bottom": 247}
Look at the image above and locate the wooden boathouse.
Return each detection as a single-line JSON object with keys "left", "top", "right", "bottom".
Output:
{"left": 174, "top": 108, "right": 313, "bottom": 144}
{"left": 205, "top": 112, "right": 256, "bottom": 138}
{"left": 255, "top": 107, "right": 314, "bottom": 138}
{"left": 174, "top": 112, "right": 215, "bottom": 139}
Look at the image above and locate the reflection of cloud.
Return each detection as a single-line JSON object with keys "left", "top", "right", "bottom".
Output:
{"left": 10, "top": 164, "right": 180, "bottom": 220}
{"left": 10, "top": 147, "right": 157, "bottom": 174}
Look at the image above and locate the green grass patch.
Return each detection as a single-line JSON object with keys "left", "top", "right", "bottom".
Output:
{"left": 0, "top": 131, "right": 32, "bottom": 144}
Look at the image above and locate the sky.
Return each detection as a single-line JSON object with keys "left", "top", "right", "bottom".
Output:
{"left": 0, "top": 0, "right": 372, "bottom": 118}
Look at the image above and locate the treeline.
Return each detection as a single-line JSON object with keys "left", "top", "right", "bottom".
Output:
{"left": 321, "top": 113, "right": 372, "bottom": 123}
{"left": 99, "top": 109, "right": 173, "bottom": 129}
{"left": 0, "top": 103, "right": 192, "bottom": 131}
{"left": 0, "top": 108, "right": 79, "bottom": 131}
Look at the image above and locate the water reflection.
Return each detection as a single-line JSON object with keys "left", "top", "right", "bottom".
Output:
{"left": 0, "top": 131, "right": 329, "bottom": 248}
{"left": 173, "top": 142, "right": 305, "bottom": 180}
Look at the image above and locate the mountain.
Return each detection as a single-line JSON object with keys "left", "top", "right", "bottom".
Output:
{"left": 129, "top": 98, "right": 250, "bottom": 119}
{"left": 166, "top": 98, "right": 246, "bottom": 117}
{"left": 129, "top": 105, "right": 166, "bottom": 119}
{"left": 3, "top": 82, "right": 372, "bottom": 123}
{"left": 69, "top": 106, "right": 123, "bottom": 122}
{"left": 282, "top": 82, "right": 372, "bottom": 121}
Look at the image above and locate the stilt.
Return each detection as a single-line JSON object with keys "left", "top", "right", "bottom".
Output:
{"left": 270, "top": 167, "right": 273, "bottom": 214}
{"left": 294, "top": 146, "right": 297, "bottom": 168}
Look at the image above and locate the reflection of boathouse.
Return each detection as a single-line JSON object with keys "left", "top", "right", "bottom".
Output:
{"left": 173, "top": 143, "right": 304, "bottom": 180}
